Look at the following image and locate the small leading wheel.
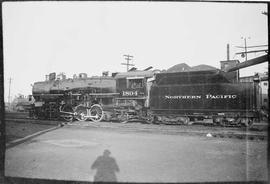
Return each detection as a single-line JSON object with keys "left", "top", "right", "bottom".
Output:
{"left": 89, "top": 104, "right": 104, "bottom": 122}
{"left": 59, "top": 104, "right": 74, "bottom": 122}
{"left": 74, "top": 105, "right": 88, "bottom": 121}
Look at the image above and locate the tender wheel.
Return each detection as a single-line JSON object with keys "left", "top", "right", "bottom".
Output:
{"left": 74, "top": 105, "right": 88, "bottom": 121}
{"left": 119, "top": 112, "right": 129, "bottom": 123}
{"left": 89, "top": 104, "right": 104, "bottom": 122}
{"left": 220, "top": 120, "right": 226, "bottom": 127}
{"left": 59, "top": 104, "right": 74, "bottom": 122}
{"left": 146, "top": 114, "right": 155, "bottom": 124}
{"left": 32, "top": 114, "right": 39, "bottom": 120}
{"left": 241, "top": 118, "right": 253, "bottom": 127}
{"left": 182, "top": 117, "right": 190, "bottom": 125}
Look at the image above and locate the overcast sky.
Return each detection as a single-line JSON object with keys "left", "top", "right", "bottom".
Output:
{"left": 2, "top": 1, "right": 268, "bottom": 101}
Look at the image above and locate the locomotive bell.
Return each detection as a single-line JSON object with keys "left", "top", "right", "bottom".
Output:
{"left": 241, "top": 53, "right": 245, "bottom": 58}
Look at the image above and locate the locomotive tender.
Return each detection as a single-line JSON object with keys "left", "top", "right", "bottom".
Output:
{"left": 30, "top": 68, "right": 262, "bottom": 126}
{"left": 149, "top": 70, "right": 260, "bottom": 126}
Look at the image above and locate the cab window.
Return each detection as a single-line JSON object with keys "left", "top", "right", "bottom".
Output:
{"left": 128, "top": 79, "right": 144, "bottom": 88}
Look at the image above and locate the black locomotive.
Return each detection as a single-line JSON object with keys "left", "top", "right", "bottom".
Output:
{"left": 29, "top": 68, "right": 264, "bottom": 126}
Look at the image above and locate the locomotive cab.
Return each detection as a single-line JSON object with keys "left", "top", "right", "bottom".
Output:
{"left": 113, "top": 70, "right": 157, "bottom": 121}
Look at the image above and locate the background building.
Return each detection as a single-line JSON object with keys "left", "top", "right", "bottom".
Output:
{"left": 239, "top": 72, "right": 268, "bottom": 109}
{"left": 220, "top": 60, "right": 240, "bottom": 82}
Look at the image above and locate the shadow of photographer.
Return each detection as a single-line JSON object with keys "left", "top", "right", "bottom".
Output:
{"left": 91, "top": 149, "right": 120, "bottom": 182}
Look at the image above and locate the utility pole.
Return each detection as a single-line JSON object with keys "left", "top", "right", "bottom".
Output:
{"left": 121, "top": 55, "right": 134, "bottom": 71}
{"left": 8, "top": 77, "right": 12, "bottom": 110}
{"left": 241, "top": 37, "right": 250, "bottom": 62}
{"left": 244, "top": 38, "right": 247, "bottom": 61}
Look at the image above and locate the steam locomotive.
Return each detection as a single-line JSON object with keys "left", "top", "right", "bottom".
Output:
{"left": 29, "top": 68, "right": 263, "bottom": 126}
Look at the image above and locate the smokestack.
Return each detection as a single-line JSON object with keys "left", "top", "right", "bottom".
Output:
{"left": 227, "top": 44, "right": 230, "bottom": 61}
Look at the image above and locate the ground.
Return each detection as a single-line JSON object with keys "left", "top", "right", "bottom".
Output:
{"left": 5, "top": 121, "right": 57, "bottom": 142}
{"left": 4, "top": 120, "right": 268, "bottom": 183}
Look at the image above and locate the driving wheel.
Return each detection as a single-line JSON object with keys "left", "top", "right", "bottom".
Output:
{"left": 89, "top": 104, "right": 104, "bottom": 122}
{"left": 74, "top": 105, "right": 88, "bottom": 121}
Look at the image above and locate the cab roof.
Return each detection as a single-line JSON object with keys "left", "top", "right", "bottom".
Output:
{"left": 114, "top": 70, "right": 156, "bottom": 79}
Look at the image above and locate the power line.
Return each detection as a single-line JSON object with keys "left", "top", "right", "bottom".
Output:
{"left": 235, "top": 44, "right": 268, "bottom": 49}
{"left": 121, "top": 55, "right": 134, "bottom": 71}
{"left": 235, "top": 49, "right": 268, "bottom": 55}
{"left": 242, "top": 37, "right": 249, "bottom": 61}
{"left": 236, "top": 37, "right": 251, "bottom": 61}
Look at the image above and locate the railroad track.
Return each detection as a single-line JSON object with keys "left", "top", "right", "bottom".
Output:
{"left": 5, "top": 112, "right": 268, "bottom": 141}
{"left": 5, "top": 112, "right": 63, "bottom": 126}
{"left": 66, "top": 121, "right": 268, "bottom": 141}
{"left": 5, "top": 112, "right": 29, "bottom": 119}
